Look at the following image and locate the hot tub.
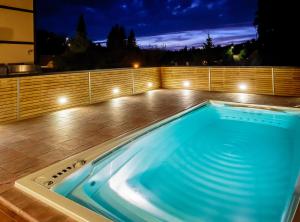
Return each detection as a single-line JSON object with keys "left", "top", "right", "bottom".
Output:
{"left": 16, "top": 101, "right": 300, "bottom": 222}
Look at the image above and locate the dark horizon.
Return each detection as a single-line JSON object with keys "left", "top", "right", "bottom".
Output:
{"left": 37, "top": 0, "right": 257, "bottom": 50}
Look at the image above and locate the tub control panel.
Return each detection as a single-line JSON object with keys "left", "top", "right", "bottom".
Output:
{"left": 34, "top": 159, "right": 87, "bottom": 189}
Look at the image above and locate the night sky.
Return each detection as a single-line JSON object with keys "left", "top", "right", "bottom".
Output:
{"left": 37, "top": 0, "right": 258, "bottom": 50}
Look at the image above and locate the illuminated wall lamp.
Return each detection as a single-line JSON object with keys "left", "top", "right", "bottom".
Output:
{"left": 183, "top": 81, "right": 191, "bottom": 88}
{"left": 238, "top": 83, "right": 248, "bottom": 91}
{"left": 112, "top": 87, "right": 120, "bottom": 95}
{"left": 133, "top": 63, "right": 140, "bottom": 69}
{"left": 147, "top": 82, "right": 153, "bottom": 88}
{"left": 58, "top": 96, "right": 68, "bottom": 105}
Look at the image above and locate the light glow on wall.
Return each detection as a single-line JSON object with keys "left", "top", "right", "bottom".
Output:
{"left": 183, "top": 81, "right": 191, "bottom": 88}
{"left": 147, "top": 82, "right": 153, "bottom": 88}
{"left": 58, "top": 96, "right": 68, "bottom": 105}
{"left": 238, "top": 83, "right": 248, "bottom": 91}
{"left": 133, "top": 63, "right": 140, "bottom": 69}
{"left": 112, "top": 87, "right": 120, "bottom": 94}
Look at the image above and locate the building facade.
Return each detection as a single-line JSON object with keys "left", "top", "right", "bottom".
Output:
{"left": 0, "top": 0, "right": 34, "bottom": 64}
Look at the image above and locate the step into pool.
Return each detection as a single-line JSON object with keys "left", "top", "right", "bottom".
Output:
{"left": 16, "top": 101, "right": 300, "bottom": 222}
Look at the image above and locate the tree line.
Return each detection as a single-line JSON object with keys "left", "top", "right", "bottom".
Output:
{"left": 36, "top": 0, "right": 300, "bottom": 71}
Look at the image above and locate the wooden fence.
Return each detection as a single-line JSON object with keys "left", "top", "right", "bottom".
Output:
{"left": 0, "top": 68, "right": 160, "bottom": 123}
{"left": 161, "top": 67, "right": 300, "bottom": 96}
{"left": 0, "top": 67, "right": 299, "bottom": 123}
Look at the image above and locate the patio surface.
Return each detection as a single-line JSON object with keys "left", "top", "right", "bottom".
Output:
{"left": 0, "top": 89, "right": 299, "bottom": 221}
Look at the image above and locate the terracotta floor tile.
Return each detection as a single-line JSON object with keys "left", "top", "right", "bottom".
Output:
{"left": 0, "top": 203, "right": 26, "bottom": 222}
{"left": 0, "top": 145, "right": 7, "bottom": 151}
{"left": 37, "top": 149, "right": 68, "bottom": 164}
{"left": 0, "top": 210, "right": 15, "bottom": 222}
{"left": 0, "top": 189, "right": 36, "bottom": 212}
{"left": 0, "top": 168, "right": 14, "bottom": 182}
{"left": 21, "top": 201, "right": 68, "bottom": 222}
{"left": 42, "top": 134, "right": 72, "bottom": 145}
{"left": 0, "top": 149, "right": 25, "bottom": 164}
{"left": 55, "top": 138, "right": 89, "bottom": 151}
{"left": 0, "top": 135, "right": 28, "bottom": 147}
{"left": 0, "top": 156, "right": 43, "bottom": 174}
{"left": 0, "top": 183, "right": 14, "bottom": 195}
{"left": 9, "top": 139, "right": 57, "bottom": 159}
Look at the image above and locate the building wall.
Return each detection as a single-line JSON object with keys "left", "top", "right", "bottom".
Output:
{"left": 0, "top": 78, "right": 17, "bottom": 122}
{"left": 0, "top": 0, "right": 34, "bottom": 64}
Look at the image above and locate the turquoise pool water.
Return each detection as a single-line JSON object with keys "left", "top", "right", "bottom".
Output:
{"left": 54, "top": 103, "right": 300, "bottom": 222}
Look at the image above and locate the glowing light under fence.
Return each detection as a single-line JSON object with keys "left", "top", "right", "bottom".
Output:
{"left": 147, "top": 90, "right": 155, "bottom": 96}
{"left": 183, "top": 90, "right": 191, "bottom": 96}
{"left": 238, "top": 83, "right": 248, "bottom": 91}
{"left": 183, "top": 81, "right": 191, "bottom": 88}
{"left": 57, "top": 96, "right": 68, "bottom": 105}
{"left": 238, "top": 93, "right": 249, "bottom": 103}
{"left": 133, "top": 63, "right": 140, "bottom": 69}
{"left": 147, "top": 82, "right": 153, "bottom": 88}
{"left": 112, "top": 87, "right": 120, "bottom": 95}
{"left": 111, "top": 97, "right": 123, "bottom": 107}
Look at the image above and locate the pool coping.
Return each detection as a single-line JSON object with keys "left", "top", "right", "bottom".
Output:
{"left": 15, "top": 100, "right": 300, "bottom": 222}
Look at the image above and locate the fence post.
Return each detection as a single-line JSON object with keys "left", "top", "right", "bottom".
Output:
{"left": 208, "top": 67, "right": 211, "bottom": 91}
{"left": 16, "top": 78, "right": 20, "bottom": 120}
{"left": 88, "top": 72, "right": 92, "bottom": 104}
{"left": 132, "top": 69, "right": 135, "bottom": 94}
{"left": 272, "top": 67, "right": 275, "bottom": 95}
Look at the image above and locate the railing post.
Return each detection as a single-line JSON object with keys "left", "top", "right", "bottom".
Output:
{"left": 271, "top": 67, "right": 275, "bottom": 95}
{"left": 208, "top": 67, "right": 211, "bottom": 91}
{"left": 16, "top": 78, "right": 20, "bottom": 120}
{"left": 132, "top": 69, "right": 135, "bottom": 94}
{"left": 88, "top": 72, "right": 92, "bottom": 104}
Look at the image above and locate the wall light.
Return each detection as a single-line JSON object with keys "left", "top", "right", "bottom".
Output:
{"left": 238, "top": 83, "right": 248, "bottom": 91}
{"left": 147, "top": 82, "right": 153, "bottom": 88}
{"left": 58, "top": 96, "right": 68, "bottom": 105}
{"left": 112, "top": 87, "right": 120, "bottom": 94}
{"left": 183, "top": 81, "right": 191, "bottom": 88}
{"left": 133, "top": 63, "right": 140, "bottom": 69}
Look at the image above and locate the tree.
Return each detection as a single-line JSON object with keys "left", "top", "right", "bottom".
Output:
{"left": 107, "top": 25, "right": 127, "bottom": 51}
{"left": 203, "top": 34, "right": 214, "bottom": 50}
{"left": 254, "top": 0, "right": 300, "bottom": 65}
{"left": 69, "top": 14, "right": 90, "bottom": 53}
{"left": 127, "top": 29, "right": 138, "bottom": 50}
{"left": 76, "top": 14, "right": 87, "bottom": 39}
{"left": 36, "top": 30, "right": 67, "bottom": 57}
{"left": 202, "top": 34, "right": 214, "bottom": 65}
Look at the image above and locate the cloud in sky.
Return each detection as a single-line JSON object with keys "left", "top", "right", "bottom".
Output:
{"left": 95, "top": 25, "right": 256, "bottom": 50}
{"left": 38, "top": 0, "right": 257, "bottom": 42}
{"left": 137, "top": 25, "right": 256, "bottom": 50}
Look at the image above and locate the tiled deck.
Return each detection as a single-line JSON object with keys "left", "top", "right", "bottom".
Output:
{"left": 0, "top": 89, "right": 299, "bottom": 221}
